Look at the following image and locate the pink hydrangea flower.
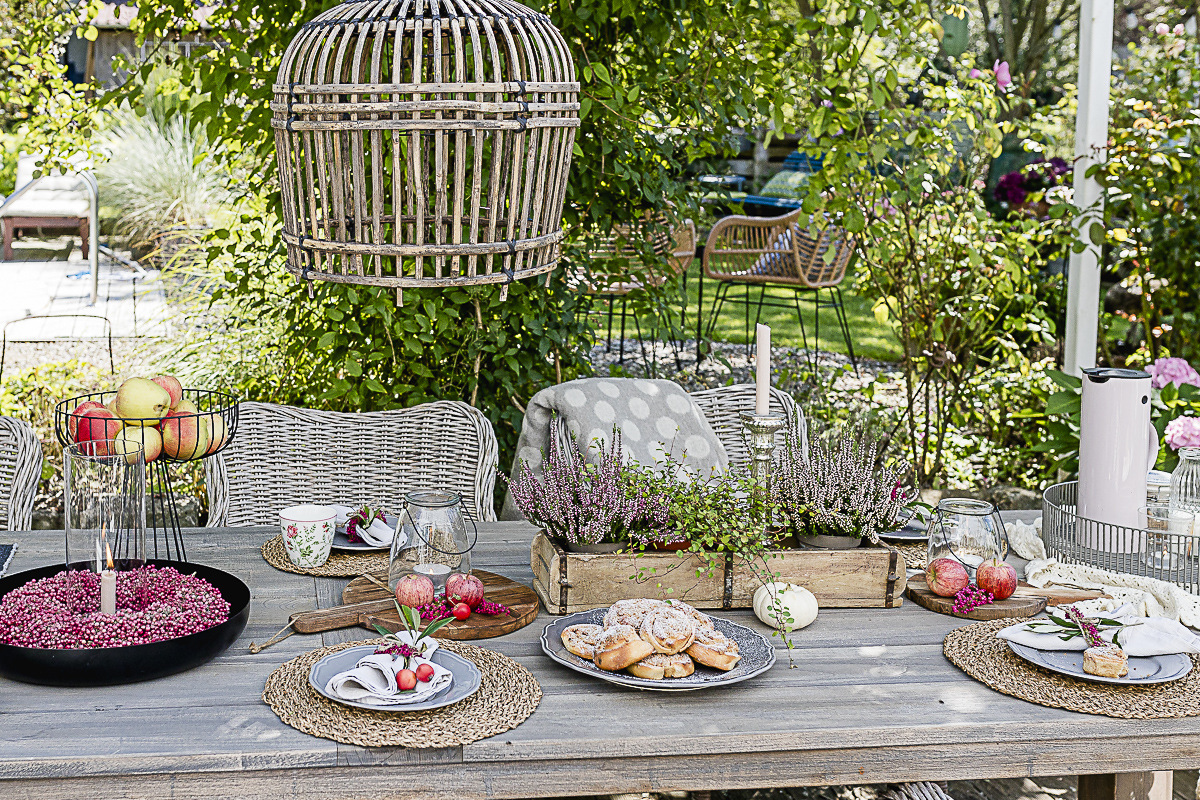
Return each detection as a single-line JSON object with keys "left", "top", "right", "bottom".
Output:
{"left": 993, "top": 61, "right": 1012, "bottom": 89}
{"left": 1165, "top": 417, "right": 1200, "bottom": 450}
{"left": 1157, "top": 22, "right": 1171, "bottom": 35}
{"left": 1148, "top": 357, "right": 1200, "bottom": 389}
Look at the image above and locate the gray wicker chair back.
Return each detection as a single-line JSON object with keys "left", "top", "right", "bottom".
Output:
{"left": 0, "top": 416, "right": 41, "bottom": 531}
{"left": 690, "top": 385, "right": 801, "bottom": 468}
{"left": 206, "top": 401, "right": 499, "bottom": 527}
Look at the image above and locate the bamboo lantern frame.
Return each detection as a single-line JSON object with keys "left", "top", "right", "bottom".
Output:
{"left": 271, "top": 0, "right": 580, "bottom": 302}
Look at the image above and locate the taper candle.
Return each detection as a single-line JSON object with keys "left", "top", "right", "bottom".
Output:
{"left": 755, "top": 323, "right": 771, "bottom": 415}
{"left": 100, "top": 542, "right": 116, "bottom": 615}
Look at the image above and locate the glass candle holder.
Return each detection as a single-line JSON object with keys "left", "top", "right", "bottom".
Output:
{"left": 1139, "top": 503, "right": 1195, "bottom": 573}
{"left": 927, "top": 498, "right": 1006, "bottom": 577}
{"left": 388, "top": 490, "right": 476, "bottom": 593}
{"left": 64, "top": 440, "right": 147, "bottom": 572}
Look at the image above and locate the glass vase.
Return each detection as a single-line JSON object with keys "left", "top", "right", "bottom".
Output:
{"left": 388, "top": 490, "right": 476, "bottom": 593}
{"left": 1169, "top": 447, "right": 1200, "bottom": 516}
{"left": 64, "top": 440, "right": 147, "bottom": 572}
{"left": 926, "top": 498, "right": 1005, "bottom": 577}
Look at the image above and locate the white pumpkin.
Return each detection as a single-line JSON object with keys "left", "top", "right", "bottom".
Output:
{"left": 752, "top": 582, "right": 818, "bottom": 632}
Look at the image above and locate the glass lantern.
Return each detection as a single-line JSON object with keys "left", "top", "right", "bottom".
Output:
{"left": 64, "top": 440, "right": 147, "bottom": 572}
{"left": 927, "top": 498, "right": 1006, "bottom": 577}
{"left": 1169, "top": 447, "right": 1200, "bottom": 516}
{"left": 388, "top": 490, "right": 477, "bottom": 593}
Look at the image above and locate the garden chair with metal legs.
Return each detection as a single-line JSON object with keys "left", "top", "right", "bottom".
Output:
{"left": 697, "top": 207, "right": 858, "bottom": 375}
{"left": 583, "top": 215, "right": 696, "bottom": 368}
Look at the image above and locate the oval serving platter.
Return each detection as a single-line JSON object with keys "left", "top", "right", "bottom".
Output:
{"left": 541, "top": 609, "right": 776, "bottom": 692}
{"left": 1007, "top": 640, "right": 1193, "bottom": 686}
{"left": 309, "top": 644, "right": 481, "bottom": 711}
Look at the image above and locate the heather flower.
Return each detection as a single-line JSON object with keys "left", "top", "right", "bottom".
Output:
{"left": 1065, "top": 605, "right": 1105, "bottom": 647}
{"left": 993, "top": 60, "right": 1012, "bottom": 89}
{"left": 1165, "top": 417, "right": 1200, "bottom": 450}
{"left": 1148, "top": 357, "right": 1200, "bottom": 389}
{"left": 953, "top": 584, "right": 993, "bottom": 614}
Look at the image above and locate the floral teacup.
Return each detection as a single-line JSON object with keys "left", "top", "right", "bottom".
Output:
{"left": 280, "top": 505, "right": 336, "bottom": 568}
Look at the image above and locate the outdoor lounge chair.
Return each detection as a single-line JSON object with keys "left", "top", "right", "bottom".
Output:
{"left": 205, "top": 401, "right": 499, "bottom": 526}
{"left": 0, "top": 416, "right": 41, "bottom": 531}
{"left": 0, "top": 154, "right": 96, "bottom": 262}
{"left": 699, "top": 207, "right": 858, "bottom": 374}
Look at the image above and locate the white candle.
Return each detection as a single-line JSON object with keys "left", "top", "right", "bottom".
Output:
{"left": 755, "top": 323, "right": 771, "bottom": 415}
{"left": 415, "top": 562, "right": 451, "bottom": 590}
{"left": 100, "top": 570, "right": 116, "bottom": 615}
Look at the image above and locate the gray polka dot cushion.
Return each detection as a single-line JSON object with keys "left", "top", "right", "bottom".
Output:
{"left": 499, "top": 378, "right": 729, "bottom": 520}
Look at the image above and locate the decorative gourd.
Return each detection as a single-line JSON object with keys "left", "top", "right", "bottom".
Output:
{"left": 752, "top": 582, "right": 818, "bottom": 632}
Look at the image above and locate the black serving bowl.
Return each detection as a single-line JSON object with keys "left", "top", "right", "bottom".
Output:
{"left": 0, "top": 560, "right": 250, "bottom": 686}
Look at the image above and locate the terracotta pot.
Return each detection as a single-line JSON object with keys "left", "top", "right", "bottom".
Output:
{"left": 650, "top": 541, "right": 690, "bottom": 552}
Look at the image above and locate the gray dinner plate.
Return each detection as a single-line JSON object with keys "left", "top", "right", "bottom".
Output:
{"left": 329, "top": 529, "right": 389, "bottom": 552}
{"left": 541, "top": 609, "right": 776, "bottom": 692}
{"left": 1007, "top": 640, "right": 1193, "bottom": 685}
{"left": 309, "top": 644, "right": 482, "bottom": 711}
{"left": 879, "top": 508, "right": 929, "bottom": 542}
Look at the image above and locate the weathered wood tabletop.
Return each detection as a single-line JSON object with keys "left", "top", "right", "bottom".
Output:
{"left": 0, "top": 522, "right": 1196, "bottom": 800}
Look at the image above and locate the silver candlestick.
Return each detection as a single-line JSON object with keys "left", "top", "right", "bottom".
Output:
{"left": 740, "top": 411, "right": 787, "bottom": 494}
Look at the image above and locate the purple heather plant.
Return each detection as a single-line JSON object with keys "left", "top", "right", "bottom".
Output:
{"left": 507, "top": 424, "right": 669, "bottom": 546}
{"left": 1064, "top": 605, "right": 1106, "bottom": 648}
{"left": 952, "top": 584, "right": 994, "bottom": 614}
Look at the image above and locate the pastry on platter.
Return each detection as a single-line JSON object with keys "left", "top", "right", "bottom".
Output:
{"left": 593, "top": 624, "right": 654, "bottom": 671}
{"left": 664, "top": 599, "right": 715, "bottom": 631}
{"left": 639, "top": 606, "right": 697, "bottom": 655}
{"left": 561, "top": 624, "right": 604, "bottom": 660}
{"left": 603, "top": 599, "right": 666, "bottom": 630}
{"left": 687, "top": 626, "right": 741, "bottom": 671}
{"left": 627, "top": 652, "right": 695, "bottom": 680}
{"left": 1083, "top": 644, "right": 1129, "bottom": 678}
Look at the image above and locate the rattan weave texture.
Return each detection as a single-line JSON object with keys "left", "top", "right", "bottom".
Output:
{"left": 206, "top": 400, "right": 498, "bottom": 528}
{"left": 0, "top": 417, "right": 40, "bottom": 531}
{"left": 690, "top": 385, "right": 799, "bottom": 469}
{"left": 261, "top": 534, "right": 389, "bottom": 577}
{"left": 944, "top": 617, "right": 1200, "bottom": 719}
{"left": 263, "top": 638, "right": 541, "bottom": 747}
{"left": 703, "top": 208, "right": 855, "bottom": 288}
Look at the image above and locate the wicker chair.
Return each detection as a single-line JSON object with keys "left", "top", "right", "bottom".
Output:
{"left": 690, "top": 384, "right": 800, "bottom": 468}
{"left": 0, "top": 417, "right": 41, "bottom": 531}
{"left": 583, "top": 215, "right": 697, "bottom": 365}
{"left": 205, "top": 401, "right": 499, "bottom": 527}
{"left": 699, "top": 208, "right": 858, "bottom": 373}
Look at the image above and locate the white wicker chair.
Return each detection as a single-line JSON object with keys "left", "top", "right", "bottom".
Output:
{"left": 205, "top": 401, "right": 499, "bottom": 527}
{"left": 0, "top": 416, "right": 41, "bottom": 531}
{"left": 690, "top": 384, "right": 801, "bottom": 468}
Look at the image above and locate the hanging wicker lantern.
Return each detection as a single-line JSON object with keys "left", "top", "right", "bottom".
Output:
{"left": 272, "top": 0, "right": 579, "bottom": 302}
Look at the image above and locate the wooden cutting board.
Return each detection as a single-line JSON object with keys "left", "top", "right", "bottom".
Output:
{"left": 906, "top": 577, "right": 1108, "bottom": 621}
{"left": 343, "top": 569, "right": 539, "bottom": 640}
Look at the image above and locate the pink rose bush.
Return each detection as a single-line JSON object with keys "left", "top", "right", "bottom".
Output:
{"left": 1148, "top": 357, "right": 1200, "bottom": 389}
{"left": 1165, "top": 417, "right": 1200, "bottom": 451}
{"left": 993, "top": 60, "right": 1012, "bottom": 89}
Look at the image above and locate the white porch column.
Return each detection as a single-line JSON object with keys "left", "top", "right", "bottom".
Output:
{"left": 1063, "top": 0, "right": 1114, "bottom": 376}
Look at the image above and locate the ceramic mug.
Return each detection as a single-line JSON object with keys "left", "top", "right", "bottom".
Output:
{"left": 280, "top": 505, "right": 335, "bottom": 568}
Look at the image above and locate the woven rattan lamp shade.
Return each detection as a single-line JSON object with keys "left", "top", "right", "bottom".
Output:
{"left": 272, "top": 0, "right": 580, "bottom": 301}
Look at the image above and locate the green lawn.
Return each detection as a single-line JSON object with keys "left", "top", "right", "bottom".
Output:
{"left": 591, "top": 263, "right": 903, "bottom": 363}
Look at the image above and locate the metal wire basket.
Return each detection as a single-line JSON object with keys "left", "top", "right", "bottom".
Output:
{"left": 1043, "top": 481, "right": 1200, "bottom": 595}
{"left": 54, "top": 389, "right": 239, "bottom": 561}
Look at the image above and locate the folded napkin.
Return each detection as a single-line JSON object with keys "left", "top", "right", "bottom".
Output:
{"left": 997, "top": 604, "right": 1200, "bottom": 657}
{"left": 1025, "top": 557, "right": 1200, "bottom": 628}
{"left": 329, "top": 505, "right": 403, "bottom": 548}
{"left": 326, "top": 651, "right": 453, "bottom": 706}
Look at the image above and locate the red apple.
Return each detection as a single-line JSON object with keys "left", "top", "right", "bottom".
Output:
{"left": 445, "top": 572, "right": 485, "bottom": 609}
{"left": 926, "top": 557, "right": 969, "bottom": 597}
{"left": 67, "top": 401, "right": 104, "bottom": 438}
{"left": 976, "top": 557, "right": 1017, "bottom": 600}
{"left": 396, "top": 669, "right": 417, "bottom": 691}
{"left": 414, "top": 663, "right": 435, "bottom": 683}
{"left": 74, "top": 408, "right": 123, "bottom": 454}
{"left": 152, "top": 375, "right": 184, "bottom": 409}
{"left": 160, "top": 410, "right": 210, "bottom": 460}
{"left": 394, "top": 574, "right": 435, "bottom": 608}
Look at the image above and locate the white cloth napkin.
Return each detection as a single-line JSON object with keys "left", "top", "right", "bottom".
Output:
{"left": 326, "top": 651, "right": 453, "bottom": 706}
{"left": 329, "top": 505, "right": 403, "bottom": 548}
{"left": 997, "top": 604, "right": 1200, "bottom": 657}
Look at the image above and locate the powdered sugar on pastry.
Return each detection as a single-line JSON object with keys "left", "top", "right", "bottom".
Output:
{"left": 665, "top": 599, "right": 714, "bottom": 631}
{"left": 561, "top": 624, "right": 603, "bottom": 660}
{"left": 639, "top": 606, "right": 697, "bottom": 654}
{"left": 603, "top": 599, "right": 667, "bottom": 629}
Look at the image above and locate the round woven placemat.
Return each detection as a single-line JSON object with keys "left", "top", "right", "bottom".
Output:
{"left": 263, "top": 638, "right": 542, "bottom": 747}
{"left": 944, "top": 618, "right": 1200, "bottom": 719}
{"left": 262, "top": 534, "right": 388, "bottom": 577}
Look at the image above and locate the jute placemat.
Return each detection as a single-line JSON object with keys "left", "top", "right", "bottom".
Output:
{"left": 944, "top": 618, "right": 1200, "bottom": 719}
{"left": 263, "top": 638, "right": 542, "bottom": 747}
{"left": 262, "top": 534, "right": 389, "bottom": 577}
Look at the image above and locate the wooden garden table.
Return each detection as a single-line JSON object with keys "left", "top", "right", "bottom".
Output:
{"left": 0, "top": 522, "right": 1195, "bottom": 800}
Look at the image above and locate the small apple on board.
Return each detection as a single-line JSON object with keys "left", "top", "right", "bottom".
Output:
{"left": 925, "top": 558, "right": 970, "bottom": 597}
{"left": 975, "top": 558, "right": 1018, "bottom": 600}
{"left": 69, "top": 375, "right": 224, "bottom": 462}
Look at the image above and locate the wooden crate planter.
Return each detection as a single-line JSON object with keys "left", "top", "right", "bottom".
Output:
{"left": 530, "top": 532, "right": 907, "bottom": 614}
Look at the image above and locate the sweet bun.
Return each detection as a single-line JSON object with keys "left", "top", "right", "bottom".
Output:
{"left": 686, "top": 626, "right": 740, "bottom": 671}
{"left": 1083, "top": 644, "right": 1128, "bottom": 678}
{"left": 561, "top": 624, "right": 604, "bottom": 660}
{"left": 593, "top": 624, "right": 655, "bottom": 671}
{"left": 665, "top": 599, "right": 714, "bottom": 631}
{"left": 639, "top": 605, "right": 697, "bottom": 655}
{"left": 626, "top": 652, "right": 695, "bottom": 680}
{"left": 603, "top": 599, "right": 666, "bottom": 630}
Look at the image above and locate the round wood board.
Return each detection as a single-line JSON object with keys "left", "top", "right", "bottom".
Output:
{"left": 344, "top": 569, "right": 539, "bottom": 641}
{"left": 906, "top": 577, "right": 1046, "bottom": 620}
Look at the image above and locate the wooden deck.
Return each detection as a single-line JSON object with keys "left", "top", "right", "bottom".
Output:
{"left": 0, "top": 523, "right": 1196, "bottom": 799}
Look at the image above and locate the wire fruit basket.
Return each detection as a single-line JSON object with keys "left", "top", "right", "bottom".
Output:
{"left": 1043, "top": 481, "right": 1200, "bottom": 595}
{"left": 54, "top": 389, "right": 239, "bottom": 561}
